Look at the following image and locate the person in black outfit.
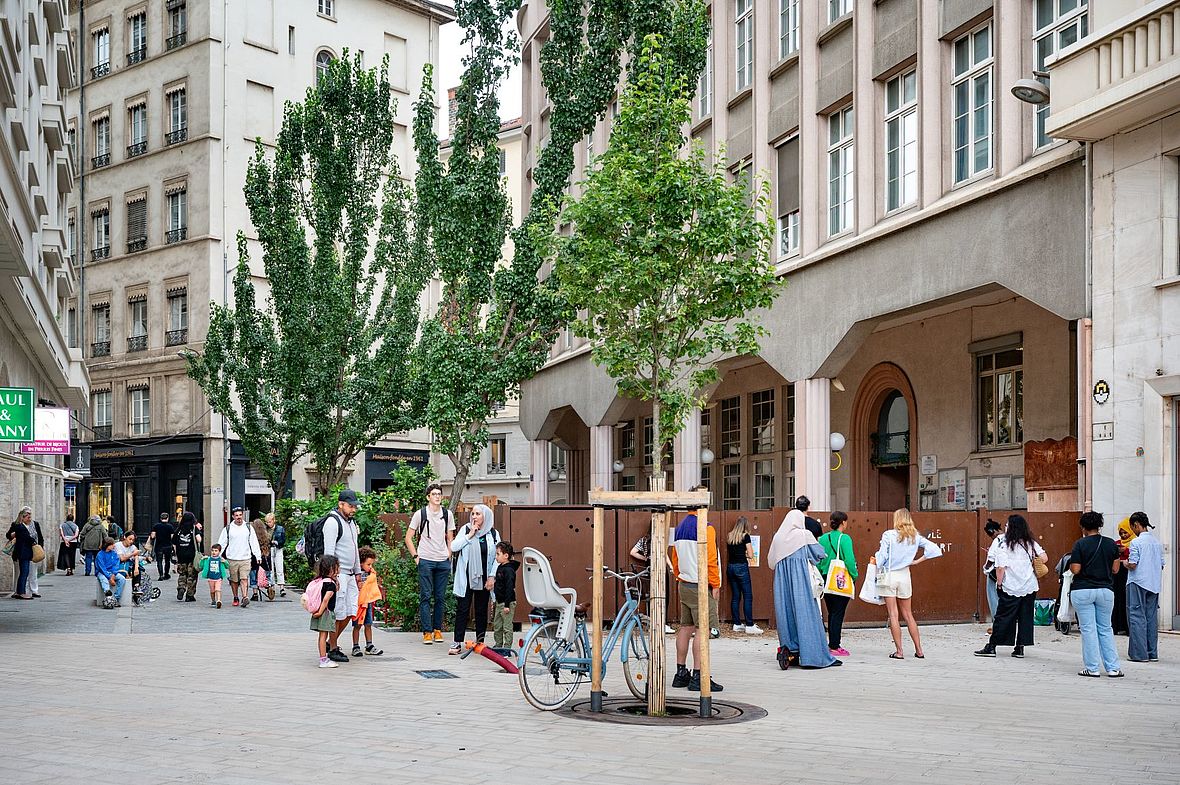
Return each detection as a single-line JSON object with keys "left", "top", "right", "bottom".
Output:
{"left": 795, "top": 496, "right": 823, "bottom": 539}
{"left": 1069, "top": 511, "right": 1124, "bottom": 677}
{"left": 148, "top": 512, "right": 175, "bottom": 580}
{"left": 725, "top": 516, "right": 759, "bottom": 633}
{"left": 6, "top": 506, "right": 39, "bottom": 599}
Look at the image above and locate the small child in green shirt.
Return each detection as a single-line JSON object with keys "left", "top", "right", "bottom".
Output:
{"left": 199, "top": 543, "right": 226, "bottom": 608}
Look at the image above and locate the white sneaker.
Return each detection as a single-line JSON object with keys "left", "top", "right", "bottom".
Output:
{"left": 733, "top": 624, "right": 746, "bottom": 633}
{"left": 664, "top": 624, "right": 675, "bottom": 634}
{"left": 744, "top": 624, "right": 764, "bottom": 635}
{"left": 318, "top": 659, "right": 338, "bottom": 669}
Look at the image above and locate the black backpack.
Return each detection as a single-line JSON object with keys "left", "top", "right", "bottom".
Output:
{"left": 414, "top": 506, "right": 449, "bottom": 544}
{"left": 304, "top": 511, "right": 343, "bottom": 569}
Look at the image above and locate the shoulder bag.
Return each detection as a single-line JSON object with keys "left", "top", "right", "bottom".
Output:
{"left": 875, "top": 535, "right": 893, "bottom": 588}
{"left": 823, "top": 533, "right": 856, "bottom": 598}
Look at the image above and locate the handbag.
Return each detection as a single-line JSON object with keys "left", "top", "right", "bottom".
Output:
{"left": 31, "top": 543, "right": 45, "bottom": 564}
{"left": 875, "top": 536, "right": 893, "bottom": 587}
{"left": 1032, "top": 554, "right": 1049, "bottom": 579}
{"left": 808, "top": 562, "right": 825, "bottom": 600}
{"left": 2, "top": 539, "right": 14, "bottom": 557}
{"left": 823, "top": 533, "right": 856, "bottom": 598}
{"left": 859, "top": 563, "right": 884, "bottom": 605}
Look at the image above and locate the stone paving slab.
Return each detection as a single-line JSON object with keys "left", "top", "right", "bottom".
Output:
{"left": 1, "top": 572, "right": 1178, "bottom": 784}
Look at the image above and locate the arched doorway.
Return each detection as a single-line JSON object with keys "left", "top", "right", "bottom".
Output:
{"left": 850, "top": 363, "right": 918, "bottom": 511}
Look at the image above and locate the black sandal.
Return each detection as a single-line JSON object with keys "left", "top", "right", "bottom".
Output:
{"left": 914, "top": 653, "right": 925, "bottom": 659}
{"left": 889, "top": 652, "right": 904, "bottom": 660}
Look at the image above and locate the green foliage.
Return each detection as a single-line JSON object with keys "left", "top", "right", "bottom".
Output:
{"left": 553, "top": 34, "right": 782, "bottom": 465}
{"left": 187, "top": 52, "right": 430, "bottom": 494}
{"left": 374, "top": 543, "right": 456, "bottom": 631}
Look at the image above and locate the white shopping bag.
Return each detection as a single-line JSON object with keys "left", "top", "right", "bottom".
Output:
{"left": 859, "top": 563, "right": 884, "bottom": 605}
{"left": 1056, "top": 571, "right": 1074, "bottom": 622}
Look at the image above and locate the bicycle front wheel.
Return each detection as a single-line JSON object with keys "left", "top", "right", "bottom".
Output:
{"left": 622, "top": 620, "right": 651, "bottom": 700}
{"left": 518, "top": 619, "right": 587, "bottom": 711}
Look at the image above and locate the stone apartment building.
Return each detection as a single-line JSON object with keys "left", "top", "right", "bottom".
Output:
{"left": 66, "top": 0, "right": 451, "bottom": 540}
{"left": 1047, "top": 0, "right": 1180, "bottom": 628}
{"left": 517, "top": 0, "right": 1089, "bottom": 515}
{"left": 0, "top": 0, "right": 89, "bottom": 590}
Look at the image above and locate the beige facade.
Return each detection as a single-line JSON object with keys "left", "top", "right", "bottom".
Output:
{"left": 0, "top": 0, "right": 88, "bottom": 591}
{"left": 1047, "top": 0, "right": 1180, "bottom": 627}
{"left": 67, "top": 0, "right": 449, "bottom": 538}
{"left": 518, "top": 1, "right": 1089, "bottom": 515}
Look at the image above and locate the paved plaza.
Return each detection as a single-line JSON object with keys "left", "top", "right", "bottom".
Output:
{"left": 2, "top": 572, "right": 1178, "bottom": 785}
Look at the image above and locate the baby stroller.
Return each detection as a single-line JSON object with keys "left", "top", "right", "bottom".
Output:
{"left": 131, "top": 552, "right": 162, "bottom": 606}
{"left": 1051, "top": 553, "right": 1074, "bottom": 635}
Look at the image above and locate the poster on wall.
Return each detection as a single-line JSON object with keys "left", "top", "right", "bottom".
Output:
{"left": 938, "top": 468, "right": 968, "bottom": 511}
{"left": 749, "top": 535, "right": 761, "bottom": 568}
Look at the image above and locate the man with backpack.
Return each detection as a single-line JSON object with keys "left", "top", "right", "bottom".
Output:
{"left": 217, "top": 507, "right": 262, "bottom": 607}
{"left": 316, "top": 489, "right": 362, "bottom": 663}
{"left": 172, "top": 511, "right": 202, "bottom": 602}
{"left": 404, "top": 483, "right": 455, "bottom": 645}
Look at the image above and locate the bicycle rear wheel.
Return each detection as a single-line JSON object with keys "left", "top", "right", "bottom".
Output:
{"left": 622, "top": 620, "right": 651, "bottom": 700}
{"left": 518, "top": 619, "right": 586, "bottom": 711}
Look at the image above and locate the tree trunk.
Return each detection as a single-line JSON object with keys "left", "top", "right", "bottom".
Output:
{"left": 448, "top": 433, "right": 477, "bottom": 510}
{"left": 647, "top": 397, "right": 669, "bottom": 715}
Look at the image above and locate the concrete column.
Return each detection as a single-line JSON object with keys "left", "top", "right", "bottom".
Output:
{"left": 796, "top": 378, "right": 832, "bottom": 510}
{"left": 673, "top": 407, "right": 702, "bottom": 492}
{"left": 529, "top": 439, "right": 550, "bottom": 505}
{"left": 589, "top": 425, "right": 614, "bottom": 493}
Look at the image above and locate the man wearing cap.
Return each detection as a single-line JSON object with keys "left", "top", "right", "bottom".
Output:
{"left": 148, "top": 512, "right": 175, "bottom": 581}
{"left": 322, "top": 489, "right": 362, "bottom": 663}
{"left": 217, "top": 506, "right": 262, "bottom": 607}
{"left": 1126, "top": 511, "right": 1165, "bottom": 663}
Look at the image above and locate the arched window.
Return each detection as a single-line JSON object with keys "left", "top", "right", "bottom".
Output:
{"left": 873, "top": 390, "right": 909, "bottom": 466}
{"left": 315, "top": 50, "right": 334, "bottom": 85}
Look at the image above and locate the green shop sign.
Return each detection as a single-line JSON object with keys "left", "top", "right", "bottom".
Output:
{"left": 0, "top": 387, "right": 35, "bottom": 443}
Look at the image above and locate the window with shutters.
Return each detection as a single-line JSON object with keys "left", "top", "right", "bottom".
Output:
{"left": 92, "top": 28, "right": 110, "bottom": 77}
{"left": 167, "top": 189, "right": 187, "bottom": 242}
{"left": 167, "top": 291, "right": 188, "bottom": 345}
{"left": 126, "top": 199, "right": 147, "bottom": 253}
{"left": 128, "top": 104, "right": 147, "bottom": 153}
{"left": 128, "top": 13, "right": 147, "bottom": 64}
{"left": 92, "top": 210, "right": 110, "bottom": 259}
{"left": 93, "top": 116, "right": 111, "bottom": 160}
{"left": 776, "top": 137, "right": 800, "bottom": 258}
{"left": 167, "top": 88, "right": 187, "bottom": 142}
{"left": 168, "top": 3, "right": 187, "bottom": 49}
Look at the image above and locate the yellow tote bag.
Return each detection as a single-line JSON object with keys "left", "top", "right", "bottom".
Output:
{"left": 823, "top": 533, "right": 855, "bottom": 598}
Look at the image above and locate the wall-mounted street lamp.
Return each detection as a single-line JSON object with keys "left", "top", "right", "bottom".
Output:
{"left": 1011, "top": 71, "right": 1050, "bottom": 104}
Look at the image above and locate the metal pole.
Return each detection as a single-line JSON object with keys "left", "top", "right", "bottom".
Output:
{"left": 696, "top": 506, "right": 711, "bottom": 718}
{"left": 590, "top": 505, "right": 605, "bottom": 712}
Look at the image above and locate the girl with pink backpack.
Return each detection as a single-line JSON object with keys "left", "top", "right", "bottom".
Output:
{"left": 304, "top": 555, "right": 340, "bottom": 668}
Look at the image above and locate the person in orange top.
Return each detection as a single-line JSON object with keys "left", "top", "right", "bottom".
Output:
{"left": 668, "top": 513, "right": 723, "bottom": 693}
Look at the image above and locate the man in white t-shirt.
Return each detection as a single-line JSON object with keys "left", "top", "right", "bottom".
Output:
{"left": 217, "top": 507, "right": 262, "bottom": 608}
{"left": 404, "top": 483, "right": 455, "bottom": 644}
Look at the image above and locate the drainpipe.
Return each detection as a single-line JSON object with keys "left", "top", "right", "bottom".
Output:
{"left": 1079, "top": 141, "right": 1094, "bottom": 513}
{"left": 78, "top": 2, "right": 86, "bottom": 355}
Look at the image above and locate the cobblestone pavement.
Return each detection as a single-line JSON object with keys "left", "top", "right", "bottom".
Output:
{"left": 2, "top": 572, "right": 1178, "bottom": 785}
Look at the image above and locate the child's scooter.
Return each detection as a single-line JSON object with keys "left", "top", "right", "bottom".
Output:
{"left": 459, "top": 641, "right": 519, "bottom": 674}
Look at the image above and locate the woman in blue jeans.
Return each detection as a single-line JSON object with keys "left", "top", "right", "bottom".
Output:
{"left": 6, "top": 506, "right": 38, "bottom": 599}
{"left": 1068, "top": 511, "right": 1124, "bottom": 678}
{"left": 726, "top": 517, "right": 761, "bottom": 634}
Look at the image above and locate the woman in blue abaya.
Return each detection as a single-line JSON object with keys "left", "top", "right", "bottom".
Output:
{"left": 768, "top": 509, "right": 840, "bottom": 670}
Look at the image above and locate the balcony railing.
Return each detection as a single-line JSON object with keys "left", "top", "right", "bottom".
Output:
{"left": 166, "top": 31, "right": 187, "bottom": 50}
{"left": 91, "top": 246, "right": 110, "bottom": 261}
{"left": 127, "top": 334, "right": 147, "bottom": 352}
{"left": 127, "top": 47, "right": 147, "bottom": 65}
{"left": 91, "top": 153, "right": 110, "bottom": 168}
{"left": 93, "top": 425, "right": 112, "bottom": 440}
{"left": 165, "top": 127, "right": 187, "bottom": 145}
{"left": 91, "top": 341, "right": 110, "bottom": 358}
{"left": 127, "top": 236, "right": 147, "bottom": 253}
{"left": 90, "top": 61, "right": 110, "bottom": 79}
{"left": 166, "top": 227, "right": 187, "bottom": 244}
{"left": 487, "top": 462, "right": 506, "bottom": 475}
{"left": 127, "top": 141, "right": 147, "bottom": 157}
{"left": 166, "top": 328, "right": 188, "bottom": 346}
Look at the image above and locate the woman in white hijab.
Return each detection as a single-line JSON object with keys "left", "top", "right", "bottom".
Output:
{"left": 448, "top": 504, "right": 500, "bottom": 654}
{"left": 768, "top": 509, "right": 839, "bottom": 670}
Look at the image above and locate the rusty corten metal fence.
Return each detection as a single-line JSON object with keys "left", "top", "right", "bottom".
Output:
{"left": 383, "top": 506, "right": 1086, "bottom": 628}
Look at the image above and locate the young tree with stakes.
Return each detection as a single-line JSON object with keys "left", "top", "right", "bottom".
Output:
{"left": 553, "top": 32, "right": 782, "bottom": 713}
{"left": 187, "top": 53, "right": 430, "bottom": 496}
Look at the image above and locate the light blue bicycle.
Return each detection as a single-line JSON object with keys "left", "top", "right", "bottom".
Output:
{"left": 517, "top": 547, "right": 651, "bottom": 711}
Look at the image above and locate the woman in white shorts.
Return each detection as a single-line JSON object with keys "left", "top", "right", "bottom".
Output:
{"left": 871, "top": 509, "right": 942, "bottom": 660}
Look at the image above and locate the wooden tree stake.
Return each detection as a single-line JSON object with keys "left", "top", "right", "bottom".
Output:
{"left": 696, "top": 505, "right": 711, "bottom": 718}
{"left": 591, "top": 504, "right": 605, "bottom": 712}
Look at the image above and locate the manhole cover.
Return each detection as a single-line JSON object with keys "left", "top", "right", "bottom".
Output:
{"left": 414, "top": 669, "right": 459, "bottom": 679}
{"left": 562, "top": 696, "right": 765, "bottom": 726}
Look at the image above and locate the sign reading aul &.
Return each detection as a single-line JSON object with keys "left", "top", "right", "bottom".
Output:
{"left": 0, "top": 388, "right": 35, "bottom": 443}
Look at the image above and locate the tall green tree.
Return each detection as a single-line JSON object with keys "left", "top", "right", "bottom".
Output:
{"left": 411, "top": 0, "right": 708, "bottom": 508}
{"left": 553, "top": 33, "right": 781, "bottom": 483}
{"left": 187, "top": 53, "right": 429, "bottom": 495}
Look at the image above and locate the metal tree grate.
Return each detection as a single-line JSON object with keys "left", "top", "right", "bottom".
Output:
{"left": 414, "top": 669, "right": 459, "bottom": 679}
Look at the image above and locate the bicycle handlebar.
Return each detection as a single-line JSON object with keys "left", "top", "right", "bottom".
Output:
{"left": 584, "top": 566, "right": 651, "bottom": 581}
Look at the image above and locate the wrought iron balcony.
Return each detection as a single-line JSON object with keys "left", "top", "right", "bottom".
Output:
{"left": 166, "top": 328, "right": 188, "bottom": 346}
{"left": 90, "top": 61, "right": 110, "bottom": 79}
{"left": 166, "top": 227, "right": 187, "bottom": 244}
{"left": 166, "top": 31, "right": 187, "bottom": 50}
{"left": 91, "top": 245, "right": 110, "bottom": 261}
{"left": 93, "top": 425, "right": 112, "bottom": 440}
{"left": 127, "top": 236, "right": 147, "bottom": 253}
{"left": 91, "top": 153, "right": 110, "bottom": 168}
{"left": 91, "top": 341, "right": 110, "bottom": 358}
{"left": 127, "top": 141, "right": 147, "bottom": 157}
{"left": 486, "top": 462, "right": 506, "bottom": 475}
{"left": 127, "top": 334, "right": 147, "bottom": 352}
{"left": 165, "top": 127, "right": 187, "bottom": 145}
{"left": 870, "top": 430, "right": 910, "bottom": 468}
{"left": 127, "top": 47, "right": 146, "bottom": 65}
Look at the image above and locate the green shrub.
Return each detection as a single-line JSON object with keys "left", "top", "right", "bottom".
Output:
{"left": 374, "top": 542, "right": 456, "bottom": 631}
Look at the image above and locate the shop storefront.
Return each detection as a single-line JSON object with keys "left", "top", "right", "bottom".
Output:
{"left": 79, "top": 436, "right": 204, "bottom": 538}
{"left": 364, "top": 447, "right": 430, "bottom": 493}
